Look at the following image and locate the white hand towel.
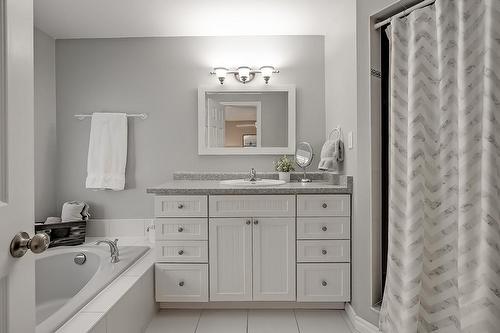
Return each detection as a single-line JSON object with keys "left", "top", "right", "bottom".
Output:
{"left": 318, "top": 138, "right": 344, "bottom": 172}
{"left": 85, "top": 113, "right": 128, "bottom": 190}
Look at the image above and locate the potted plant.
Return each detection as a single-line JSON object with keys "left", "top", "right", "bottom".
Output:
{"left": 274, "top": 155, "right": 295, "bottom": 183}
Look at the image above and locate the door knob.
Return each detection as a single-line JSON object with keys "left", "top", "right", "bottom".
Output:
{"left": 178, "top": 249, "right": 184, "bottom": 255}
{"left": 254, "top": 220, "right": 259, "bottom": 225}
{"left": 178, "top": 226, "right": 184, "bottom": 232}
{"left": 321, "top": 226, "right": 328, "bottom": 232}
{"left": 322, "top": 203, "right": 328, "bottom": 208}
{"left": 10, "top": 232, "right": 50, "bottom": 258}
{"left": 178, "top": 203, "right": 184, "bottom": 209}
{"left": 246, "top": 220, "right": 251, "bottom": 225}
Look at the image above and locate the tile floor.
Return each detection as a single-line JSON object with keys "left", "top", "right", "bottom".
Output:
{"left": 145, "top": 309, "right": 355, "bottom": 333}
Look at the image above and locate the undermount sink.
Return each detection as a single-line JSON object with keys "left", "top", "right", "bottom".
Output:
{"left": 219, "top": 179, "right": 286, "bottom": 186}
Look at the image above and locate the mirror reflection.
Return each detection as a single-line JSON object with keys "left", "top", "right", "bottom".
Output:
{"left": 205, "top": 92, "right": 287, "bottom": 148}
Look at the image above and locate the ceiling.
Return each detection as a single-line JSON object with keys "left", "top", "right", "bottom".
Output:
{"left": 34, "top": 0, "right": 354, "bottom": 39}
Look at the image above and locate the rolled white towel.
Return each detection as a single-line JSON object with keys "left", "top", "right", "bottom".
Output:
{"left": 318, "top": 138, "right": 344, "bottom": 172}
{"left": 61, "top": 201, "right": 90, "bottom": 222}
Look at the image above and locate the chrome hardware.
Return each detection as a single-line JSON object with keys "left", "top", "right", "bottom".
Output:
{"left": 321, "top": 249, "right": 327, "bottom": 255}
{"left": 249, "top": 168, "right": 257, "bottom": 182}
{"left": 254, "top": 220, "right": 259, "bottom": 225}
{"left": 322, "top": 280, "right": 328, "bottom": 287}
{"left": 322, "top": 203, "right": 328, "bottom": 208}
{"left": 178, "top": 226, "right": 184, "bottom": 232}
{"left": 246, "top": 220, "right": 251, "bottom": 225}
{"left": 74, "top": 252, "right": 87, "bottom": 265}
{"left": 178, "top": 249, "right": 184, "bottom": 255}
{"left": 178, "top": 203, "right": 184, "bottom": 209}
{"left": 96, "top": 239, "right": 120, "bottom": 263}
{"left": 321, "top": 226, "right": 328, "bottom": 232}
{"left": 10, "top": 232, "right": 50, "bottom": 258}
{"left": 178, "top": 281, "right": 185, "bottom": 287}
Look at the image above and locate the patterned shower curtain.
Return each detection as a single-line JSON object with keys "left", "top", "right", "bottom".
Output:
{"left": 380, "top": 0, "right": 500, "bottom": 332}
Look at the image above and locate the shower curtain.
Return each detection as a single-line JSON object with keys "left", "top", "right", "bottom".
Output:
{"left": 380, "top": 0, "right": 500, "bottom": 332}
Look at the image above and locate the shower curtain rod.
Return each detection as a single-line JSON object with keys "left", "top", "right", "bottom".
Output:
{"left": 374, "top": 0, "right": 436, "bottom": 29}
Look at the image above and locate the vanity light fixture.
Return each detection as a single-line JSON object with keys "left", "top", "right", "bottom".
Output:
{"left": 210, "top": 66, "right": 279, "bottom": 84}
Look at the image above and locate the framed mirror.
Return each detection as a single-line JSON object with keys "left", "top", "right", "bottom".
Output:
{"left": 198, "top": 85, "right": 296, "bottom": 155}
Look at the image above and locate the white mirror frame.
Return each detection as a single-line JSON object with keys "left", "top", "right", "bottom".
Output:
{"left": 198, "top": 84, "right": 296, "bottom": 155}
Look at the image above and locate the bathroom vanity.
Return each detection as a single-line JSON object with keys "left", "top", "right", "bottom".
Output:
{"left": 147, "top": 173, "right": 352, "bottom": 307}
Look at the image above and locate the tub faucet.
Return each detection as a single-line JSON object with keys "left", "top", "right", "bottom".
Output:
{"left": 96, "top": 239, "right": 120, "bottom": 263}
{"left": 249, "top": 168, "right": 257, "bottom": 182}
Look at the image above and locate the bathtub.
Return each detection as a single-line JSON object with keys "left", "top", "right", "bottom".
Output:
{"left": 35, "top": 244, "right": 149, "bottom": 333}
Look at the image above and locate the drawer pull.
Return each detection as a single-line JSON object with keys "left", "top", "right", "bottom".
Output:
{"left": 322, "top": 203, "right": 328, "bottom": 208}
{"left": 178, "top": 226, "right": 184, "bottom": 232}
{"left": 178, "top": 281, "right": 185, "bottom": 287}
{"left": 254, "top": 220, "right": 259, "bottom": 225}
{"left": 178, "top": 203, "right": 184, "bottom": 209}
{"left": 178, "top": 249, "right": 184, "bottom": 255}
{"left": 321, "top": 249, "right": 327, "bottom": 255}
{"left": 321, "top": 280, "right": 328, "bottom": 287}
{"left": 321, "top": 226, "right": 328, "bottom": 232}
{"left": 246, "top": 220, "right": 251, "bottom": 225}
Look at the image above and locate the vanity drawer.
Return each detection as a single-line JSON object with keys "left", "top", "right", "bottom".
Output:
{"left": 154, "top": 196, "right": 207, "bottom": 217}
{"left": 156, "top": 241, "right": 208, "bottom": 262}
{"left": 209, "top": 195, "right": 295, "bottom": 217}
{"left": 297, "top": 195, "right": 350, "bottom": 217}
{"left": 297, "top": 240, "right": 350, "bottom": 263}
{"left": 155, "top": 263, "right": 208, "bottom": 302}
{"left": 297, "top": 263, "right": 350, "bottom": 302}
{"left": 297, "top": 217, "right": 350, "bottom": 239}
{"left": 155, "top": 218, "right": 208, "bottom": 240}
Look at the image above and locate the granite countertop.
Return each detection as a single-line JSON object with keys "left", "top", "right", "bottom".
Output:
{"left": 146, "top": 172, "right": 353, "bottom": 195}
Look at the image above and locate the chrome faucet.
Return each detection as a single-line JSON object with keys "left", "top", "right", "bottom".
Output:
{"left": 96, "top": 239, "right": 120, "bottom": 263}
{"left": 249, "top": 168, "right": 257, "bottom": 182}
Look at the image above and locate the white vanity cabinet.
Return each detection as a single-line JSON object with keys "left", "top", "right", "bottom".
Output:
{"left": 209, "top": 195, "right": 296, "bottom": 301}
{"left": 154, "top": 195, "right": 209, "bottom": 302}
{"left": 152, "top": 192, "right": 351, "bottom": 305}
{"left": 296, "top": 195, "right": 351, "bottom": 302}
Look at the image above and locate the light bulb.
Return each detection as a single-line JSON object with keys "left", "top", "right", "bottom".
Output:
{"left": 260, "top": 66, "right": 275, "bottom": 84}
{"left": 214, "top": 67, "right": 228, "bottom": 84}
{"left": 237, "top": 66, "right": 251, "bottom": 83}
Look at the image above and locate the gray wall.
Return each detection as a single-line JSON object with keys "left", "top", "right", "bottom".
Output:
{"left": 34, "top": 28, "right": 57, "bottom": 221}
{"left": 55, "top": 36, "right": 325, "bottom": 218}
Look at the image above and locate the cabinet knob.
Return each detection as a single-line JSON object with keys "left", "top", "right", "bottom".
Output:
{"left": 321, "top": 280, "right": 328, "bottom": 287}
{"left": 321, "top": 226, "right": 328, "bottom": 232}
{"left": 246, "top": 220, "right": 251, "bottom": 225}
{"left": 321, "top": 249, "right": 327, "bottom": 255}
{"left": 178, "top": 226, "right": 184, "bottom": 232}
{"left": 178, "top": 249, "right": 184, "bottom": 255}
{"left": 178, "top": 281, "right": 184, "bottom": 287}
{"left": 178, "top": 203, "right": 184, "bottom": 209}
{"left": 322, "top": 203, "right": 328, "bottom": 208}
{"left": 254, "top": 220, "right": 259, "bottom": 225}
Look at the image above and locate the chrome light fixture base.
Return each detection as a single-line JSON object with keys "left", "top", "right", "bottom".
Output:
{"left": 210, "top": 66, "right": 278, "bottom": 85}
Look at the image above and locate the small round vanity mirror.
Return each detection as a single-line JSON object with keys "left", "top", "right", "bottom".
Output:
{"left": 295, "top": 142, "right": 314, "bottom": 183}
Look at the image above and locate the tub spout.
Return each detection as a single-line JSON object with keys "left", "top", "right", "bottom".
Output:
{"left": 95, "top": 239, "right": 120, "bottom": 263}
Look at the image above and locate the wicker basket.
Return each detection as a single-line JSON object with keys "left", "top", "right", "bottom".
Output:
{"left": 34, "top": 220, "right": 87, "bottom": 248}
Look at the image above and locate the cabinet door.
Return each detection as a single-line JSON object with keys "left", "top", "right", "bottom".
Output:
{"left": 209, "top": 218, "right": 252, "bottom": 301}
{"left": 252, "top": 217, "right": 296, "bottom": 301}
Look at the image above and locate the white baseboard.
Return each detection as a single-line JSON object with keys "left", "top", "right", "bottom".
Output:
{"left": 160, "top": 301, "right": 345, "bottom": 310}
{"left": 87, "top": 218, "right": 154, "bottom": 238}
{"left": 343, "top": 303, "right": 380, "bottom": 333}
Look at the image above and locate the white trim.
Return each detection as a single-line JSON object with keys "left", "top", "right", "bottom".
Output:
{"left": 344, "top": 303, "right": 381, "bottom": 333}
{"left": 198, "top": 84, "right": 296, "bottom": 155}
